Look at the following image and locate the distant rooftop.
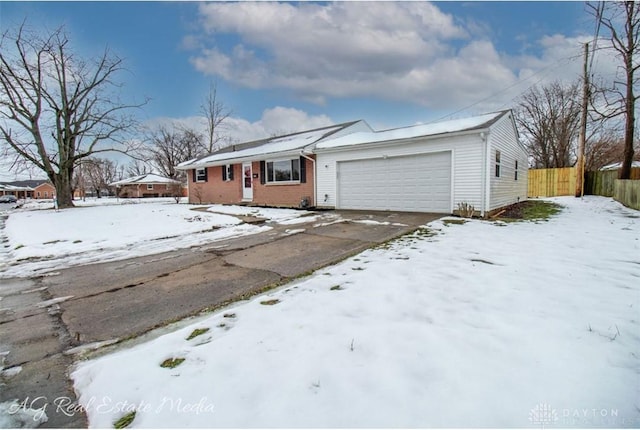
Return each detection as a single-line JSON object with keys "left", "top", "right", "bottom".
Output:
{"left": 110, "top": 173, "right": 182, "bottom": 186}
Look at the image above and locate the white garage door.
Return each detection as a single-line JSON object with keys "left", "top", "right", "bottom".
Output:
{"left": 337, "top": 151, "right": 451, "bottom": 213}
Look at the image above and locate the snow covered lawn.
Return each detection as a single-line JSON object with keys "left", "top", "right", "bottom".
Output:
{"left": 71, "top": 196, "right": 640, "bottom": 428}
{"left": 1, "top": 198, "right": 312, "bottom": 278}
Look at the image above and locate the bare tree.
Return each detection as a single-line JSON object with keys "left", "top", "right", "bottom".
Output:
{"left": 80, "top": 157, "right": 119, "bottom": 198}
{"left": 126, "top": 159, "right": 151, "bottom": 177}
{"left": 0, "top": 24, "right": 144, "bottom": 208}
{"left": 588, "top": 1, "right": 640, "bottom": 179}
{"left": 200, "top": 81, "right": 231, "bottom": 154}
{"left": 516, "top": 81, "right": 582, "bottom": 168}
{"left": 145, "top": 125, "right": 201, "bottom": 181}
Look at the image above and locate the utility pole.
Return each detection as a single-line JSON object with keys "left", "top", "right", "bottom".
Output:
{"left": 575, "top": 42, "right": 589, "bottom": 197}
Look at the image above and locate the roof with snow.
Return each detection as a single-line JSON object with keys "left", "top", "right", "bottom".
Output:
{"left": 0, "top": 183, "right": 34, "bottom": 191}
{"left": 315, "top": 111, "right": 508, "bottom": 150}
{"left": 174, "top": 111, "right": 513, "bottom": 169}
{"left": 177, "top": 121, "right": 365, "bottom": 169}
{"left": 1, "top": 179, "right": 48, "bottom": 189}
{"left": 109, "top": 173, "right": 182, "bottom": 187}
{"left": 600, "top": 161, "right": 640, "bottom": 171}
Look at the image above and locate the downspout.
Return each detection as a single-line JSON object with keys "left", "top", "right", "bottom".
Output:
{"left": 300, "top": 152, "right": 316, "bottom": 207}
{"left": 187, "top": 171, "right": 191, "bottom": 203}
{"left": 481, "top": 131, "right": 490, "bottom": 217}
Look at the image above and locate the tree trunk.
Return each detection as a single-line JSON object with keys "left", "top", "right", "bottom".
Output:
{"left": 620, "top": 74, "right": 635, "bottom": 179}
{"left": 620, "top": 2, "right": 636, "bottom": 180}
{"left": 54, "top": 170, "right": 75, "bottom": 208}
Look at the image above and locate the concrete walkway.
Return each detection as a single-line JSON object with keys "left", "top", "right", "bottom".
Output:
{"left": 0, "top": 210, "right": 439, "bottom": 428}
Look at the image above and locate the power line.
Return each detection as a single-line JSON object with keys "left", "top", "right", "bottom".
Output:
{"left": 433, "top": 50, "right": 582, "bottom": 123}
{"left": 589, "top": 2, "right": 604, "bottom": 73}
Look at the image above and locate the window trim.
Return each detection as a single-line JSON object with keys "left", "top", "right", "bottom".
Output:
{"left": 265, "top": 158, "right": 301, "bottom": 184}
{"left": 495, "top": 150, "right": 501, "bottom": 178}
{"left": 514, "top": 160, "right": 518, "bottom": 181}
{"left": 147, "top": 184, "right": 154, "bottom": 190}
{"left": 222, "top": 164, "right": 234, "bottom": 181}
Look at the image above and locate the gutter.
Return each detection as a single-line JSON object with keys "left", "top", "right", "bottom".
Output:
{"left": 175, "top": 150, "right": 305, "bottom": 171}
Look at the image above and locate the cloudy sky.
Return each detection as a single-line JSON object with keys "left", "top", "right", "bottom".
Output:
{"left": 0, "top": 1, "right": 605, "bottom": 180}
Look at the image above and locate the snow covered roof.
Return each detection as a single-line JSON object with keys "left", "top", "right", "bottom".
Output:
{"left": 109, "top": 174, "right": 182, "bottom": 186}
{"left": 315, "top": 111, "right": 508, "bottom": 150}
{"left": 0, "top": 183, "right": 34, "bottom": 191}
{"left": 177, "top": 121, "right": 364, "bottom": 169}
{"left": 600, "top": 161, "right": 640, "bottom": 171}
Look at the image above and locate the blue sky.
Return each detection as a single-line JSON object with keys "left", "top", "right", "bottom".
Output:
{"left": 0, "top": 1, "right": 597, "bottom": 178}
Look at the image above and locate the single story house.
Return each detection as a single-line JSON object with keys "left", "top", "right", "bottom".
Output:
{"left": 110, "top": 173, "right": 185, "bottom": 198}
{"left": 177, "top": 110, "right": 528, "bottom": 216}
{"left": 0, "top": 183, "right": 34, "bottom": 199}
{"left": 33, "top": 182, "right": 56, "bottom": 199}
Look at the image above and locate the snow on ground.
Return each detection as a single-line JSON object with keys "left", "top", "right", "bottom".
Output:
{"left": 0, "top": 198, "right": 312, "bottom": 278}
{"left": 71, "top": 196, "right": 640, "bottom": 428}
{"left": 205, "top": 204, "right": 312, "bottom": 223}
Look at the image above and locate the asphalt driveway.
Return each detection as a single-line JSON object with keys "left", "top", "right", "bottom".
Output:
{"left": 0, "top": 209, "right": 440, "bottom": 428}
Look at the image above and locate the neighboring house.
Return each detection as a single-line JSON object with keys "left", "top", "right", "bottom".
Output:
{"left": 110, "top": 173, "right": 183, "bottom": 198}
{"left": 600, "top": 161, "right": 640, "bottom": 171}
{"left": 0, "top": 183, "right": 34, "bottom": 199}
{"left": 177, "top": 110, "right": 527, "bottom": 216}
{"left": 33, "top": 182, "right": 56, "bottom": 199}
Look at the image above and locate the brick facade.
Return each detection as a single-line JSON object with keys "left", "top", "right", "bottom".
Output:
{"left": 188, "top": 158, "right": 315, "bottom": 208}
{"left": 33, "top": 183, "right": 56, "bottom": 199}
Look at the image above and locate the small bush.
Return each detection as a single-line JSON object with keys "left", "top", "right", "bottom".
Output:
{"left": 457, "top": 202, "right": 475, "bottom": 218}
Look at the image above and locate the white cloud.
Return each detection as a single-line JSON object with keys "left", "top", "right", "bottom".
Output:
{"left": 186, "top": 2, "right": 609, "bottom": 115}
{"left": 147, "top": 106, "right": 334, "bottom": 146}
{"left": 188, "top": 2, "right": 497, "bottom": 109}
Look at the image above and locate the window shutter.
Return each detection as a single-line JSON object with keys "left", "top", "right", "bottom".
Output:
{"left": 299, "top": 156, "right": 306, "bottom": 183}
{"left": 203, "top": 167, "right": 208, "bottom": 182}
{"left": 229, "top": 165, "right": 234, "bottom": 181}
{"left": 192, "top": 169, "right": 196, "bottom": 182}
{"left": 260, "top": 161, "right": 266, "bottom": 184}
{"left": 222, "top": 165, "right": 227, "bottom": 181}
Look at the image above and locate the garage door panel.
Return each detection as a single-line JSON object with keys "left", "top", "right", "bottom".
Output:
{"left": 337, "top": 152, "right": 451, "bottom": 213}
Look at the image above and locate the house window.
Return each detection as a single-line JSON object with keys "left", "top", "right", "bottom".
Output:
{"left": 515, "top": 160, "right": 518, "bottom": 181}
{"left": 266, "top": 159, "right": 300, "bottom": 183}
{"left": 147, "top": 184, "right": 154, "bottom": 190}
{"left": 195, "top": 168, "right": 207, "bottom": 182}
{"left": 44, "top": 191, "right": 48, "bottom": 198}
{"left": 37, "top": 192, "right": 41, "bottom": 198}
{"left": 495, "top": 150, "right": 501, "bottom": 178}
{"left": 222, "top": 164, "right": 234, "bottom": 181}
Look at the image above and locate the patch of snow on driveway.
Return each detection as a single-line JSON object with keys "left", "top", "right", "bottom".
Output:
{"left": 1, "top": 201, "right": 271, "bottom": 278}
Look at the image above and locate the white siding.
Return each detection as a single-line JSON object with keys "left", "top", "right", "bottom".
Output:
{"left": 316, "top": 133, "right": 485, "bottom": 212}
{"left": 487, "top": 113, "right": 528, "bottom": 211}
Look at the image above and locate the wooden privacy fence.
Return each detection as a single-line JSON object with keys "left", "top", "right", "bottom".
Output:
{"left": 614, "top": 180, "right": 640, "bottom": 210}
{"left": 529, "top": 167, "right": 640, "bottom": 198}
{"left": 585, "top": 168, "right": 640, "bottom": 197}
{"left": 528, "top": 167, "right": 576, "bottom": 197}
